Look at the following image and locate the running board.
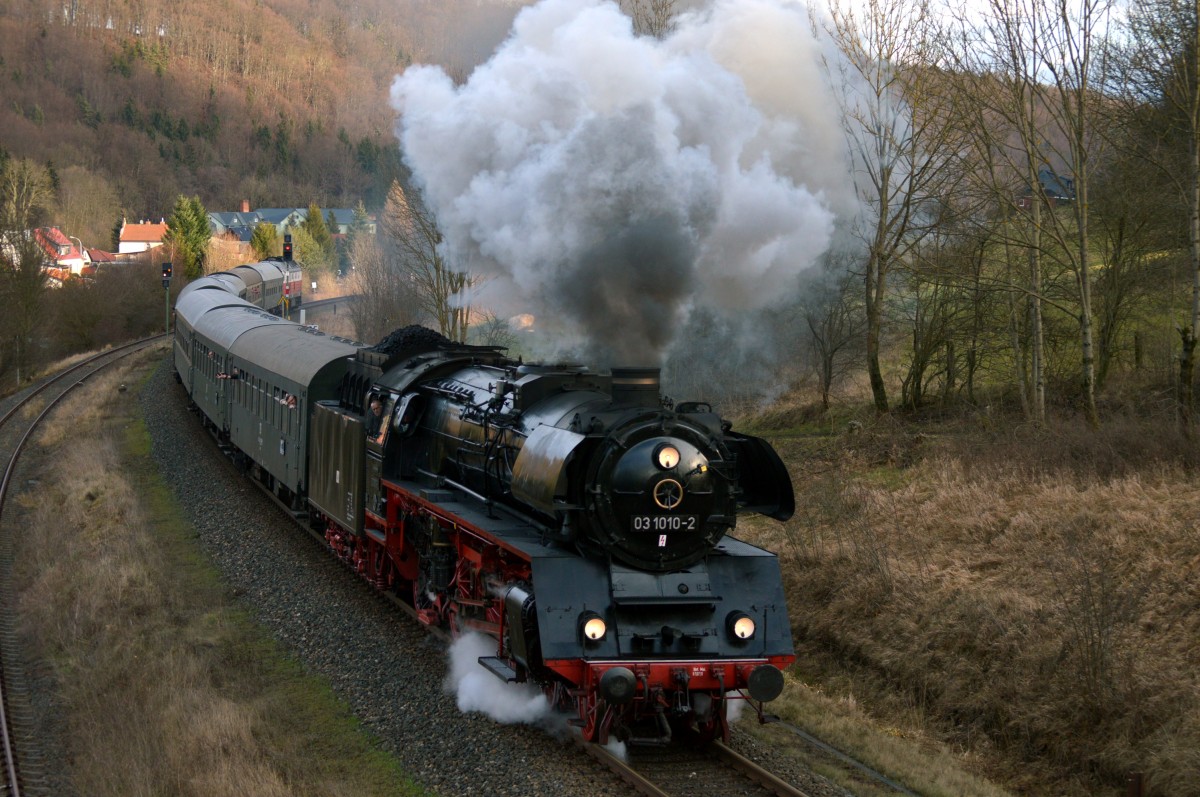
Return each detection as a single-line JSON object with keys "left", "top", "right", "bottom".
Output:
{"left": 477, "top": 656, "right": 519, "bottom": 682}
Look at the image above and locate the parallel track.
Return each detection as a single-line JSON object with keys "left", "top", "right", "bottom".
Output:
{"left": 0, "top": 336, "right": 165, "bottom": 797}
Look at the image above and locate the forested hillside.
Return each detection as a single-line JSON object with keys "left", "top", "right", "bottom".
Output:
{"left": 0, "top": 0, "right": 524, "bottom": 243}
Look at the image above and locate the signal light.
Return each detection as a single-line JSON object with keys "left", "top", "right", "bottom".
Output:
{"left": 283, "top": 234, "right": 293, "bottom": 261}
{"left": 162, "top": 262, "right": 172, "bottom": 279}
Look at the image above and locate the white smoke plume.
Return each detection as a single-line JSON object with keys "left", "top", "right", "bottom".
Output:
{"left": 391, "top": 0, "right": 847, "bottom": 367}
{"left": 444, "top": 632, "right": 568, "bottom": 733}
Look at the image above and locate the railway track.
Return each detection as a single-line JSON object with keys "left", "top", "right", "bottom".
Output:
{"left": 186, "top": 373, "right": 917, "bottom": 797}
{"left": 0, "top": 335, "right": 166, "bottom": 797}
{"left": 226, "top": 437, "right": 914, "bottom": 797}
{"left": 584, "top": 738, "right": 814, "bottom": 797}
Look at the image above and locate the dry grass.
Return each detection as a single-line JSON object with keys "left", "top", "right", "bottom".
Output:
{"left": 739, "top": 407, "right": 1200, "bottom": 796}
{"left": 9, "top": 348, "right": 423, "bottom": 797}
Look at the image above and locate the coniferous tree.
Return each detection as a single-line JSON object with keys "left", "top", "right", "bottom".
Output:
{"left": 326, "top": 209, "right": 342, "bottom": 274}
{"left": 349, "top": 200, "right": 371, "bottom": 238}
{"left": 111, "top": 213, "right": 125, "bottom": 252}
{"left": 163, "top": 195, "right": 210, "bottom": 279}
{"left": 290, "top": 225, "right": 333, "bottom": 276}
{"left": 250, "top": 222, "right": 279, "bottom": 260}
{"left": 303, "top": 203, "right": 334, "bottom": 257}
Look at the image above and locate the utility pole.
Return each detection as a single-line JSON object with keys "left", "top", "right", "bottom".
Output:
{"left": 162, "top": 262, "right": 172, "bottom": 333}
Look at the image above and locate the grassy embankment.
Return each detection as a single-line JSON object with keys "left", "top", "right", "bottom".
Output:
{"left": 9, "top": 344, "right": 426, "bottom": 797}
{"left": 735, "top": 398, "right": 1200, "bottom": 797}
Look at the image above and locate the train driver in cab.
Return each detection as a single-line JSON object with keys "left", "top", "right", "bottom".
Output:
{"left": 366, "top": 396, "right": 388, "bottom": 446}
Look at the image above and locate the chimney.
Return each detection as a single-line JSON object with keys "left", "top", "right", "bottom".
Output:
{"left": 241, "top": 199, "right": 250, "bottom": 213}
{"left": 610, "top": 368, "right": 661, "bottom": 408}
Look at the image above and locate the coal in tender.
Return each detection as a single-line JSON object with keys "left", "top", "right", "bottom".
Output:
{"left": 370, "top": 325, "right": 451, "bottom": 356}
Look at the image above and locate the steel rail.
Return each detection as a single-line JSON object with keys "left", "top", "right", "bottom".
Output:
{"left": 579, "top": 736, "right": 813, "bottom": 797}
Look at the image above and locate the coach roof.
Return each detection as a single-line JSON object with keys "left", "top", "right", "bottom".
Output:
{"left": 230, "top": 324, "right": 361, "bottom": 387}
{"left": 175, "top": 284, "right": 257, "bottom": 322}
{"left": 189, "top": 303, "right": 289, "bottom": 351}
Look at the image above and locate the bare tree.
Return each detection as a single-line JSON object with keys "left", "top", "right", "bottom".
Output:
{"left": 1039, "top": 0, "right": 1116, "bottom": 426}
{"left": 0, "top": 158, "right": 54, "bottom": 385}
{"left": 0, "top": 158, "right": 55, "bottom": 240}
{"left": 817, "top": 0, "right": 967, "bottom": 413}
{"left": 381, "top": 180, "right": 473, "bottom": 342}
{"left": 948, "top": 0, "right": 1117, "bottom": 426}
{"left": 469, "top": 310, "right": 517, "bottom": 350}
{"left": 345, "top": 233, "right": 422, "bottom": 346}
{"left": 619, "top": 0, "right": 677, "bottom": 38}
{"left": 1110, "top": 0, "right": 1200, "bottom": 431}
{"left": 801, "top": 267, "right": 864, "bottom": 412}
{"left": 948, "top": 15, "right": 1051, "bottom": 422}
{"left": 0, "top": 236, "right": 51, "bottom": 384}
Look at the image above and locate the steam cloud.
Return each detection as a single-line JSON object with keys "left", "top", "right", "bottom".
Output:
{"left": 392, "top": 0, "right": 846, "bottom": 366}
{"left": 445, "top": 632, "right": 567, "bottom": 733}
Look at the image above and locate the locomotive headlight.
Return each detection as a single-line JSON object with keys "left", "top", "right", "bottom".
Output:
{"left": 655, "top": 444, "right": 681, "bottom": 470}
{"left": 726, "top": 611, "right": 756, "bottom": 641}
{"left": 580, "top": 612, "right": 607, "bottom": 642}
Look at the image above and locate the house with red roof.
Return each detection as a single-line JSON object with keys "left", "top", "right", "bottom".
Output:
{"left": 32, "top": 227, "right": 89, "bottom": 282}
{"left": 87, "top": 248, "right": 118, "bottom": 267}
{"left": 117, "top": 219, "right": 169, "bottom": 254}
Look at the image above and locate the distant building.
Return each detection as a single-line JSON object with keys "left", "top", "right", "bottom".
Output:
{"left": 1016, "top": 165, "right": 1075, "bottom": 209}
{"left": 87, "top": 248, "right": 118, "bottom": 268}
{"left": 32, "top": 227, "right": 89, "bottom": 282}
{"left": 118, "top": 219, "right": 169, "bottom": 254}
{"left": 208, "top": 201, "right": 376, "bottom": 243}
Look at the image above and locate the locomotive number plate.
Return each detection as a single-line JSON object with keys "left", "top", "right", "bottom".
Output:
{"left": 631, "top": 514, "right": 698, "bottom": 532}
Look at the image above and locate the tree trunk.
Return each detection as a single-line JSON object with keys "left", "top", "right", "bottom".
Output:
{"left": 1074, "top": 128, "right": 1099, "bottom": 428}
{"left": 1179, "top": 328, "right": 1196, "bottom": 436}
{"left": 866, "top": 256, "right": 889, "bottom": 413}
{"left": 1183, "top": 131, "right": 1200, "bottom": 435}
{"left": 1029, "top": 198, "right": 1046, "bottom": 424}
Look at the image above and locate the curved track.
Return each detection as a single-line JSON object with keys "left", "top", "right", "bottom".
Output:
{"left": 203, "top": 393, "right": 905, "bottom": 797}
{"left": 0, "top": 336, "right": 166, "bottom": 797}
{"left": 1, "top": 333, "right": 916, "bottom": 797}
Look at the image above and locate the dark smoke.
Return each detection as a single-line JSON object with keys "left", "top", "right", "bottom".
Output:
{"left": 392, "top": 0, "right": 846, "bottom": 367}
{"left": 565, "top": 216, "right": 694, "bottom": 366}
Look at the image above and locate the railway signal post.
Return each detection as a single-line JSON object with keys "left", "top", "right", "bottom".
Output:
{"left": 162, "top": 262, "right": 172, "bottom": 333}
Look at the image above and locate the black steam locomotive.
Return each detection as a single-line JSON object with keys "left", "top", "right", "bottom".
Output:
{"left": 174, "top": 269, "right": 796, "bottom": 745}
